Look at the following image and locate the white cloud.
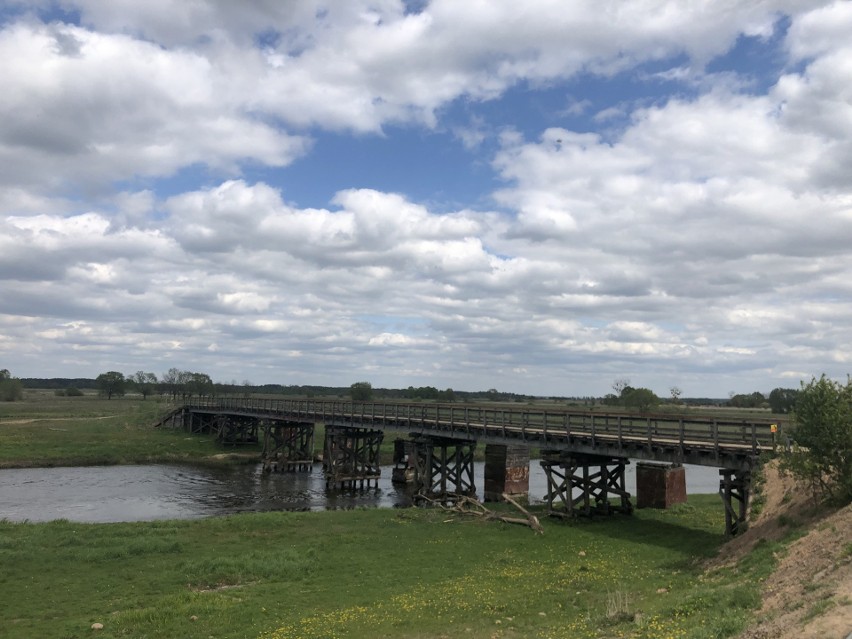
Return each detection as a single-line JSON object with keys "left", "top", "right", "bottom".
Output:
{"left": 2, "top": 1, "right": 851, "bottom": 396}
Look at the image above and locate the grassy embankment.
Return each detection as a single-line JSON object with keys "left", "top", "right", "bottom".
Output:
{"left": 1, "top": 392, "right": 794, "bottom": 638}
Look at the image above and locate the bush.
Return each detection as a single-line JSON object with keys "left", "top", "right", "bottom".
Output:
{"left": 65, "top": 387, "right": 84, "bottom": 397}
{"left": 783, "top": 375, "right": 852, "bottom": 504}
{"left": 0, "top": 377, "right": 24, "bottom": 401}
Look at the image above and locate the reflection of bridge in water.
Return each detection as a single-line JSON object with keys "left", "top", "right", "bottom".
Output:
{"left": 161, "top": 398, "right": 777, "bottom": 535}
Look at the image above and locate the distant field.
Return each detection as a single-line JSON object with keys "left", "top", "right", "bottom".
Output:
{"left": 0, "top": 392, "right": 253, "bottom": 468}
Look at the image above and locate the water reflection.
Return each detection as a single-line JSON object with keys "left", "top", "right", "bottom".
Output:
{"left": 0, "top": 461, "right": 722, "bottom": 523}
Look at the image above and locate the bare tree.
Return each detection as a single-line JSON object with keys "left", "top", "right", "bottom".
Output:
{"left": 612, "top": 378, "right": 631, "bottom": 396}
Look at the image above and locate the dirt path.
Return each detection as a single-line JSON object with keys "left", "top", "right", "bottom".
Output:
{"left": 0, "top": 416, "right": 115, "bottom": 425}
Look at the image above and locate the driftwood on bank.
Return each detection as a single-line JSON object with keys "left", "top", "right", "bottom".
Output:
{"left": 421, "top": 492, "right": 544, "bottom": 534}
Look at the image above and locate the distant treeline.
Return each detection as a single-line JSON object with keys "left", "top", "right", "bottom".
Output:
{"left": 19, "top": 377, "right": 738, "bottom": 405}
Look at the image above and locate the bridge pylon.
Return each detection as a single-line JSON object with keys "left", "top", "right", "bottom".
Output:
{"left": 323, "top": 425, "right": 384, "bottom": 489}
{"left": 214, "top": 414, "right": 260, "bottom": 446}
{"left": 411, "top": 436, "right": 477, "bottom": 506}
{"left": 719, "top": 468, "right": 751, "bottom": 536}
{"left": 262, "top": 421, "right": 314, "bottom": 472}
{"left": 483, "top": 444, "right": 530, "bottom": 502}
{"left": 540, "top": 452, "right": 633, "bottom": 518}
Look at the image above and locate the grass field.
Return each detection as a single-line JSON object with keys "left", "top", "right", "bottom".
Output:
{"left": 0, "top": 496, "right": 782, "bottom": 639}
{"left": 0, "top": 391, "right": 788, "bottom": 638}
{"left": 0, "top": 391, "right": 256, "bottom": 468}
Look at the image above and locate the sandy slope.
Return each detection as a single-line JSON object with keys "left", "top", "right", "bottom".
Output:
{"left": 712, "top": 463, "right": 852, "bottom": 639}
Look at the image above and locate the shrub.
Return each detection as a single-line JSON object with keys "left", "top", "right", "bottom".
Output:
{"left": 782, "top": 375, "right": 852, "bottom": 504}
{"left": 0, "top": 377, "right": 24, "bottom": 401}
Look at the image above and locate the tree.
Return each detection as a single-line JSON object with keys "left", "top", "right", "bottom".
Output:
{"left": 728, "top": 391, "right": 766, "bottom": 409}
{"left": 350, "top": 381, "right": 373, "bottom": 401}
{"left": 162, "top": 367, "right": 181, "bottom": 399}
{"left": 622, "top": 387, "right": 659, "bottom": 412}
{"left": 129, "top": 371, "right": 158, "bottom": 399}
{"left": 783, "top": 375, "right": 852, "bottom": 504}
{"left": 185, "top": 372, "right": 214, "bottom": 398}
{"left": 768, "top": 387, "right": 798, "bottom": 414}
{"left": 670, "top": 386, "right": 682, "bottom": 404}
{"left": 612, "top": 378, "right": 631, "bottom": 397}
{"left": 0, "top": 368, "right": 23, "bottom": 401}
{"left": 96, "top": 371, "right": 126, "bottom": 399}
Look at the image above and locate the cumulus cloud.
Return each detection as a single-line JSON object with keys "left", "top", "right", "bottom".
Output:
{"left": 2, "top": 1, "right": 851, "bottom": 396}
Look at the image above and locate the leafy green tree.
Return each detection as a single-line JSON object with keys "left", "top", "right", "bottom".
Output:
{"left": 96, "top": 371, "right": 126, "bottom": 399}
{"left": 0, "top": 368, "right": 24, "bottom": 401}
{"left": 350, "top": 381, "right": 373, "bottom": 401}
{"left": 783, "top": 375, "right": 852, "bottom": 503}
{"left": 622, "top": 387, "right": 659, "bottom": 412}
{"left": 768, "top": 387, "right": 798, "bottom": 414}
{"left": 185, "top": 372, "right": 213, "bottom": 397}
{"left": 129, "top": 371, "right": 158, "bottom": 399}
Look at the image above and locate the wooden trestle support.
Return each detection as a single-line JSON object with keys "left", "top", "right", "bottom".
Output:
{"left": 411, "top": 436, "right": 477, "bottom": 505}
{"left": 262, "top": 422, "right": 314, "bottom": 472}
{"left": 719, "top": 468, "right": 751, "bottom": 536}
{"left": 540, "top": 452, "right": 633, "bottom": 518}
{"left": 323, "top": 425, "right": 384, "bottom": 489}
{"left": 188, "top": 411, "right": 215, "bottom": 435}
{"left": 214, "top": 414, "right": 259, "bottom": 446}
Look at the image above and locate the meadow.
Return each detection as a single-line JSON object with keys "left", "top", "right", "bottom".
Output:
{"left": 0, "top": 391, "right": 785, "bottom": 638}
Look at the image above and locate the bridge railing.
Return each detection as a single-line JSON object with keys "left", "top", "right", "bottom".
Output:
{"left": 184, "top": 397, "right": 777, "bottom": 454}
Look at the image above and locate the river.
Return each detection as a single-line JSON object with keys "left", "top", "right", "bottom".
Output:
{"left": 0, "top": 461, "right": 723, "bottom": 523}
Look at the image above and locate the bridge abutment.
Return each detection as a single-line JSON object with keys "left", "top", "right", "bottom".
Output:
{"left": 483, "top": 444, "right": 530, "bottom": 502}
{"left": 541, "top": 452, "right": 633, "bottom": 518}
{"left": 262, "top": 422, "right": 314, "bottom": 472}
{"left": 323, "top": 425, "right": 383, "bottom": 489}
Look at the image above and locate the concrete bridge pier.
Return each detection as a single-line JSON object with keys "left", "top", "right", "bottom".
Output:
{"left": 483, "top": 444, "right": 530, "bottom": 502}
{"left": 541, "top": 452, "right": 633, "bottom": 518}
{"left": 262, "top": 421, "right": 314, "bottom": 472}
{"left": 719, "top": 468, "right": 751, "bottom": 536}
{"left": 323, "top": 425, "right": 383, "bottom": 489}
{"left": 411, "top": 436, "right": 477, "bottom": 505}
{"left": 391, "top": 439, "right": 416, "bottom": 483}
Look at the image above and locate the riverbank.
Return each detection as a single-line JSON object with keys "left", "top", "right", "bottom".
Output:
{"left": 1, "top": 494, "right": 776, "bottom": 639}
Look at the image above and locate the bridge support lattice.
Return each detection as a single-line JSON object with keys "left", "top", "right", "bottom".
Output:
{"left": 540, "top": 452, "right": 633, "bottom": 518}
{"left": 412, "top": 436, "right": 477, "bottom": 505}
{"left": 262, "top": 422, "right": 314, "bottom": 472}
{"left": 188, "top": 411, "right": 215, "bottom": 435}
{"left": 323, "top": 426, "right": 383, "bottom": 489}
{"left": 214, "top": 414, "right": 259, "bottom": 446}
{"left": 719, "top": 468, "right": 751, "bottom": 536}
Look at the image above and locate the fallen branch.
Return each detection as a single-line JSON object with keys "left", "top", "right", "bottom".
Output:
{"left": 418, "top": 493, "right": 543, "bottom": 534}
{"left": 502, "top": 492, "right": 544, "bottom": 534}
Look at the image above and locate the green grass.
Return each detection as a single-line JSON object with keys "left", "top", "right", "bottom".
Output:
{"left": 0, "top": 391, "right": 257, "bottom": 467}
{"left": 0, "top": 495, "right": 778, "bottom": 639}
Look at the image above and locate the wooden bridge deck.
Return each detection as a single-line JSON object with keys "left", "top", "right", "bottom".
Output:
{"left": 184, "top": 398, "right": 777, "bottom": 471}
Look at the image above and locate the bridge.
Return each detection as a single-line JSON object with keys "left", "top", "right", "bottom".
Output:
{"left": 162, "top": 397, "right": 778, "bottom": 535}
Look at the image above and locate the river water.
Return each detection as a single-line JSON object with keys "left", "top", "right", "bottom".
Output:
{"left": 0, "top": 461, "right": 723, "bottom": 523}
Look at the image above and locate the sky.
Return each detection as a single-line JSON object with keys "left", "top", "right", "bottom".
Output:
{"left": 1, "top": 0, "right": 851, "bottom": 398}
